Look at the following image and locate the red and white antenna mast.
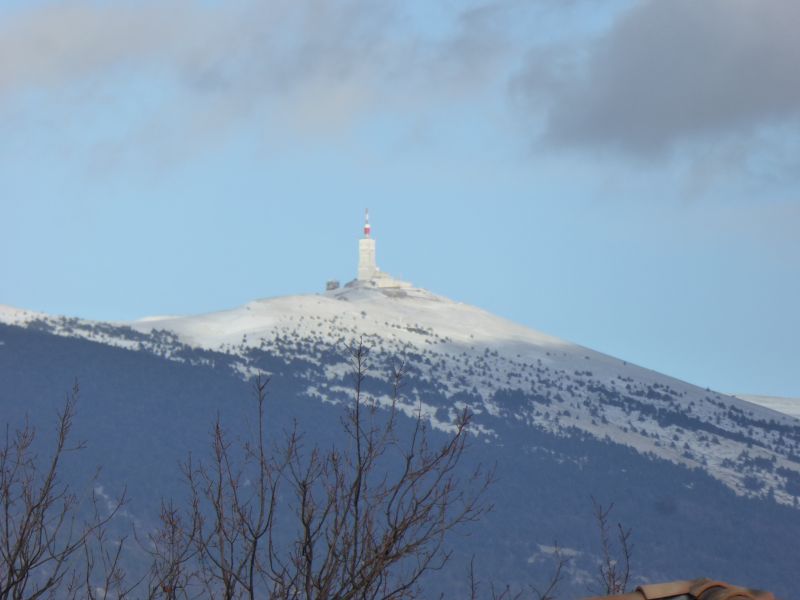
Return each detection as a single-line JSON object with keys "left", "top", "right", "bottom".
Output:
{"left": 363, "top": 208, "right": 371, "bottom": 238}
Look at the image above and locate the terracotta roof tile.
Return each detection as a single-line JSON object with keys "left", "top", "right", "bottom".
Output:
{"left": 583, "top": 578, "right": 775, "bottom": 600}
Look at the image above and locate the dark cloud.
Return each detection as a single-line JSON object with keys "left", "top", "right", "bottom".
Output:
{"left": 517, "top": 0, "right": 800, "bottom": 155}
{"left": 5, "top": 0, "right": 798, "bottom": 169}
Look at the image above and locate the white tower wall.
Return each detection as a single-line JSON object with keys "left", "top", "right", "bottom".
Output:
{"left": 358, "top": 238, "right": 377, "bottom": 280}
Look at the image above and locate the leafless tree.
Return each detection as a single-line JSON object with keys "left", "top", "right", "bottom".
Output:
{"left": 590, "top": 497, "right": 632, "bottom": 596}
{"left": 178, "top": 340, "right": 493, "bottom": 599}
{"left": 0, "top": 383, "right": 125, "bottom": 600}
{"left": 182, "top": 375, "right": 280, "bottom": 600}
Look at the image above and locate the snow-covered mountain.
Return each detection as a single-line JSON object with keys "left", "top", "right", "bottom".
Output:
{"left": 3, "top": 285, "right": 797, "bottom": 505}
{"left": 1, "top": 284, "right": 799, "bottom": 596}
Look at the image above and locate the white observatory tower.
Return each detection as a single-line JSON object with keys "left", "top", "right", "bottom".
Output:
{"left": 358, "top": 209, "right": 378, "bottom": 281}
{"left": 348, "top": 209, "right": 411, "bottom": 289}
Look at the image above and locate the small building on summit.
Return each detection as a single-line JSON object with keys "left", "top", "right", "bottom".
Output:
{"left": 351, "top": 210, "right": 412, "bottom": 289}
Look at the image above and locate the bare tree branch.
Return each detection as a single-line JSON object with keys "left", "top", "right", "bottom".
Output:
{"left": 0, "top": 383, "right": 126, "bottom": 600}
{"left": 590, "top": 497, "right": 633, "bottom": 596}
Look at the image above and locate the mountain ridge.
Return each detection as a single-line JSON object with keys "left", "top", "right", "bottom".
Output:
{"left": 1, "top": 286, "right": 797, "bottom": 504}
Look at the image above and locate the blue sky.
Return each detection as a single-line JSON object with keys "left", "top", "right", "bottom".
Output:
{"left": 1, "top": 0, "right": 798, "bottom": 397}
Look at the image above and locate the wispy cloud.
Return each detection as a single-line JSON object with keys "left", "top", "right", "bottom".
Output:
{"left": 0, "top": 0, "right": 509, "bottom": 144}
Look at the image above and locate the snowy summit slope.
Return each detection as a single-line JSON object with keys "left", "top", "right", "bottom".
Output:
{"left": 1, "top": 285, "right": 799, "bottom": 509}
{"left": 736, "top": 394, "right": 800, "bottom": 420}
{"left": 133, "top": 286, "right": 578, "bottom": 363}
